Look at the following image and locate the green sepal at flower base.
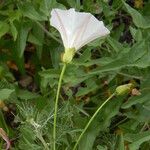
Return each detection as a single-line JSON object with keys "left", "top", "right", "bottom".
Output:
{"left": 62, "top": 48, "right": 76, "bottom": 63}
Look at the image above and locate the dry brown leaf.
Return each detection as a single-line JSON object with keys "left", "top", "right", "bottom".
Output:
{"left": 0, "top": 128, "right": 10, "bottom": 150}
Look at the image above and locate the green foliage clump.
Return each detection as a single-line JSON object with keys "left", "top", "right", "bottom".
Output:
{"left": 0, "top": 0, "right": 150, "bottom": 150}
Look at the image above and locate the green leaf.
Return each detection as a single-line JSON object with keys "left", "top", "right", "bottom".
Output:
{"left": 8, "top": 10, "right": 22, "bottom": 22}
{"left": 0, "top": 22, "right": 9, "bottom": 38}
{"left": 125, "top": 131, "right": 150, "bottom": 150}
{"left": 40, "top": 0, "right": 65, "bottom": 16}
{"left": 49, "top": 42, "right": 62, "bottom": 68}
{"left": 97, "top": 145, "right": 107, "bottom": 150}
{"left": 73, "top": 57, "right": 113, "bottom": 67}
{"left": 100, "top": 0, "right": 116, "bottom": 20}
{"left": 122, "top": 1, "right": 150, "bottom": 28}
{"left": 122, "top": 93, "right": 150, "bottom": 109}
{"left": 119, "top": 120, "right": 140, "bottom": 133}
{"left": 74, "top": 48, "right": 91, "bottom": 64}
{"left": 129, "top": 27, "right": 142, "bottom": 42}
{"left": 28, "top": 33, "right": 42, "bottom": 46}
{"left": 125, "top": 104, "right": 150, "bottom": 122}
{"left": 32, "top": 22, "right": 44, "bottom": 59}
{"left": 17, "top": 90, "right": 39, "bottom": 100}
{"left": 0, "top": 89, "right": 15, "bottom": 100}
{"left": 20, "top": 3, "right": 47, "bottom": 21}
{"left": 10, "top": 21, "right": 18, "bottom": 41}
{"left": 15, "top": 21, "right": 31, "bottom": 58}
{"left": 115, "top": 133, "right": 125, "bottom": 150}
{"left": 86, "top": 40, "right": 149, "bottom": 76}
{"left": 76, "top": 78, "right": 98, "bottom": 97}
{"left": 107, "top": 37, "right": 124, "bottom": 53}
{"left": 39, "top": 69, "right": 60, "bottom": 79}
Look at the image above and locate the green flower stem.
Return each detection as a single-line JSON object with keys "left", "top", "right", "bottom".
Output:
{"left": 73, "top": 93, "right": 116, "bottom": 150}
{"left": 53, "top": 63, "right": 67, "bottom": 150}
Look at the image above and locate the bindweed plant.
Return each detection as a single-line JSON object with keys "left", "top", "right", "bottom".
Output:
{"left": 50, "top": 8, "right": 110, "bottom": 150}
{"left": 0, "top": 0, "right": 150, "bottom": 150}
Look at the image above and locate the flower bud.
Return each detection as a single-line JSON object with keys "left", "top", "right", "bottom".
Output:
{"left": 62, "top": 48, "right": 75, "bottom": 63}
{"left": 116, "top": 83, "right": 133, "bottom": 96}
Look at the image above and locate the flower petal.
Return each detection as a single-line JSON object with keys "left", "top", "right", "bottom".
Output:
{"left": 50, "top": 9, "right": 68, "bottom": 48}
{"left": 74, "top": 15, "right": 110, "bottom": 50}
{"left": 50, "top": 8, "right": 110, "bottom": 50}
{"left": 50, "top": 8, "right": 91, "bottom": 49}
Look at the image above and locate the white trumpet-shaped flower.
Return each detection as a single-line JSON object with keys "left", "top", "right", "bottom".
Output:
{"left": 50, "top": 8, "right": 110, "bottom": 63}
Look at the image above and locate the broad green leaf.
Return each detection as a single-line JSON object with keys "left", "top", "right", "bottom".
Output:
{"left": 15, "top": 21, "right": 31, "bottom": 58}
{"left": 122, "top": 93, "right": 150, "bottom": 109}
{"left": 119, "top": 120, "right": 140, "bottom": 133}
{"left": 76, "top": 78, "right": 98, "bottom": 97}
{"left": 20, "top": 3, "right": 47, "bottom": 21}
{"left": 16, "top": 90, "right": 39, "bottom": 100}
{"left": 8, "top": 10, "right": 22, "bottom": 22}
{"left": 107, "top": 37, "right": 124, "bottom": 53}
{"left": 78, "top": 118, "right": 101, "bottom": 150}
{"left": 40, "top": 0, "right": 65, "bottom": 16}
{"left": 115, "top": 133, "right": 125, "bottom": 150}
{"left": 98, "top": 0, "right": 116, "bottom": 22}
{"left": 125, "top": 131, "right": 150, "bottom": 150}
{"left": 97, "top": 145, "right": 107, "bottom": 150}
{"left": 86, "top": 58, "right": 128, "bottom": 76}
{"left": 76, "top": 48, "right": 91, "bottom": 63}
{"left": 112, "top": 24, "right": 124, "bottom": 40}
{"left": 73, "top": 57, "right": 114, "bottom": 67}
{"left": 129, "top": 27, "right": 142, "bottom": 42}
{"left": 64, "top": 65, "right": 90, "bottom": 86}
{"left": 28, "top": 33, "right": 42, "bottom": 46}
{"left": 124, "top": 104, "right": 150, "bottom": 122}
{"left": 39, "top": 0, "right": 51, "bottom": 16}
{"left": 0, "top": 22, "right": 9, "bottom": 38}
{"left": 10, "top": 21, "right": 18, "bottom": 41}
{"left": 133, "top": 50, "right": 150, "bottom": 68}
{"left": 112, "top": 0, "right": 122, "bottom": 10}
{"left": 49, "top": 42, "right": 62, "bottom": 68}
{"left": 0, "top": 89, "right": 15, "bottom": 100}
{"left": 32, "top": 22, "right": 44, "bottom": 59}
{"left": 122, "top": 1, "right": 150, "bottom": 28}
{"left": 12, "top": 21, "right": 30, "bottom": 73}
{"left": 86, "top": 40, "right": 148, "bottom": 76}
{"left": 39, "top": 69, "right": 60, "bottom": 79}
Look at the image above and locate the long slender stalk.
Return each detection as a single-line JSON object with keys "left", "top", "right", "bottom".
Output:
{"left": 53, "top": 63, "right": 67, "bottom": 150}
{"left": 73, "top": 93, "right": 116, "bottom": 150}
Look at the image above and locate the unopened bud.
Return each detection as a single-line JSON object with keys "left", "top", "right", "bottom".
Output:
{"left": 116, "top": 83, "right": 133, "bottom": 96}
{"left": 62, "top": 48, "right": 75, "bottom": 63}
